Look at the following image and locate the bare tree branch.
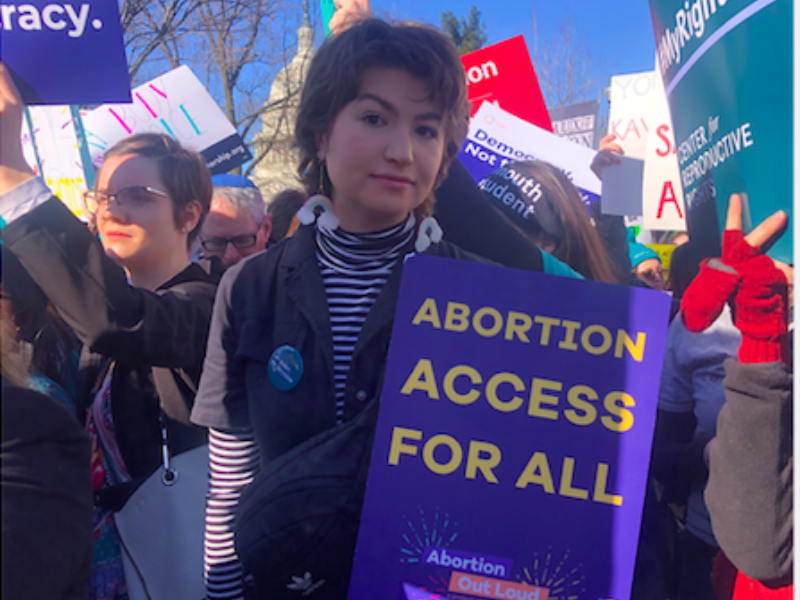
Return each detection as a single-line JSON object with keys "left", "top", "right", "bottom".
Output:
{"left": 120, "top": 0, "right": 314, "bottom": 176}
{"left": 531, "top": 10, "right": 600, "bottom": 109}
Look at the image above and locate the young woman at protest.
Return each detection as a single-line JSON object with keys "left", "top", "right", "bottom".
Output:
{"left": 190, "top": 18, "right": 495, "bottom": 599}
{"left": 479, "top": 159, "right": 626, "bottom": 283}
{"left": 0, "top": 63, "right": 218, "bottom": 600}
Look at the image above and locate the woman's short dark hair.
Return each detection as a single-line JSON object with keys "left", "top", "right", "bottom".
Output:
{"left": 295, "top": 18, "right": 470, "bottom": 218}
{"left": 102, "top": 133, "right": 213, "bottom": 245}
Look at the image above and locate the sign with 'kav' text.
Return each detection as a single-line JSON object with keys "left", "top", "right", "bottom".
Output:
{"left": 461, "top": 36, "right": 552, "bottom": 131}
{"left": 81, "top": 65, "right": 252, "bottom": 175}
{"left": 460, "top": 103, "right": 601, "bottom": 210}
{"left": 608, "top": 70, "right": 686, "bottom": 231}
{"left": 649, "top": 0, "right": 792, "bottom": 262}
{"left": 1, "top": 0, "right": 130, "bottom": 104}
{"left": 348, "top": 255, "right": 671, "bottom": 600}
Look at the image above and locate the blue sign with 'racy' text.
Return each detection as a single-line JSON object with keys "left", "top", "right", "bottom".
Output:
{"left": 348, "top": 255, "right": 671, "bottom": 600}
{"left": 1, "top": 0, "right": 130, "bottom": 104}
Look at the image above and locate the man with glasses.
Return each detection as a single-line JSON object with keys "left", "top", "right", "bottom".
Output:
{"left": 199, "top": 174, "right": 272, "bottom": 269}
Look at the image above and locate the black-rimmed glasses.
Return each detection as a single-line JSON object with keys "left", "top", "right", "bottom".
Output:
{"left": 83, "top": 186, "right": 170, "bottom": 215}
{"left": 200, "top": 234, "right": 259, "bottom": 253}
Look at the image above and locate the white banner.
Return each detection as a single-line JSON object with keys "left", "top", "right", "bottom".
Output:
{"left": 608, "top": 69, "right": 686, "bottom": 231}
{"left": 82, "top": 65, "right": 248, "bottom": 173}
{"left": 460, "top": 102, "right": 601, "bottom": 203}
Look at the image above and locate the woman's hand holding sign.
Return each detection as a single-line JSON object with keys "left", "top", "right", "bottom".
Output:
{"left": 590, "top": 134, "right": 624, "bottom": 179}
{"left": 328, "top": 0, "right": 372, "bottom": 34}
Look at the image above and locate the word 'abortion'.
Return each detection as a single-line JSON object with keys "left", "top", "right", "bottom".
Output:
{"left": 412, "top": 298, "right": 648, "bottom": 362}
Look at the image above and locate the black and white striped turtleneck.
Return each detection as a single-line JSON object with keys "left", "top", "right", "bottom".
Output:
{"left": 316, "top": 214, "right": 416, "bottom": 423}
{"left": 204, "top": 213, "right": 417, "bottom": 600}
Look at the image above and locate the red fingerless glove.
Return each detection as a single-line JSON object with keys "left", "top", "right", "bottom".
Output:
{"left": 680, "top": 258, "right": 739, "bottom": 332}
{"left": 680, "top": 230, "right": 789, "bottom": 362}
{"left": 681, "top": 231, "right": 765, "bottom": 332}
{"left": 733, "top": 254, "right": 789, "bottom": 364}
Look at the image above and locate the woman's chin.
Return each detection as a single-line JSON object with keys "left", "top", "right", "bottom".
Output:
{"left": 104, "top": 245, "right": 131, "bottom": 267}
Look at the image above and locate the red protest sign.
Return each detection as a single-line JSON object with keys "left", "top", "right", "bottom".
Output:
{"left": 461, "top": 35, "right": 552, "bottom": 131}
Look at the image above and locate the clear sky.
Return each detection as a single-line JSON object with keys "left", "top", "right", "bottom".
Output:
{"left": 371, "top": 0, "right": 658, "bottom": 105}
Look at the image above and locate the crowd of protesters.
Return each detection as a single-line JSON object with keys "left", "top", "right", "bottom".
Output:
{"left": 0, "top": 1, "right": 792, "bottom": 600}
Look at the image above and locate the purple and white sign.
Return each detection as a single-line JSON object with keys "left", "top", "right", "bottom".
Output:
{"left": 81, "top": 66, "right": 252, "bottom": 175}
{"left": 460, "top": 103, "right": 602, "bottom": 211}
{"left": 348, "top": 255, "right": 670, "bottom": 600}
{"left": 1, "top": 0, "right": 131, "bottom": 105}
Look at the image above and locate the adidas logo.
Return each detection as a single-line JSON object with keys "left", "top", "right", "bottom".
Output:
{"left": 287, "top": 572, "right": 326, "bottom": 596}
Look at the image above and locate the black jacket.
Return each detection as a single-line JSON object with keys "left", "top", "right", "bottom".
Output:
{"left": 2, "top": 197, "right": 220, "bottom": 505}
{"left": 192, "top": 222, "right": 490, "bottom": 465}
{"left": 2, "top": 381, "right": 93, "bottom": 600}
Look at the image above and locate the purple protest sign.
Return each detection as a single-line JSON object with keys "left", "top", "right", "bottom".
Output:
{"left": 348, "top": 255, "right": 670, "bottom": 600}
{"left": 1, "top": 0, "right": 130, "bottom": 105}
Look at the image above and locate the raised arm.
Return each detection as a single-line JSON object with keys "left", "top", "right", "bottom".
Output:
{"left": 0, "top": 62, "right": 216, "bottom": 370}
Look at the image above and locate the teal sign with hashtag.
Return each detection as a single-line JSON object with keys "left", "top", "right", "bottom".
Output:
{"left": 649, "top": 0, "right": 793, "bottom": 262}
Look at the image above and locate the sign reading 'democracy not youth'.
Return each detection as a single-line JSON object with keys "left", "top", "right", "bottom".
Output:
{"left": 1, "top": 0, "right": 130, "bottom": 104}
{"left": 459, "top": 103, "right": 600, "bottom": 209}
{"left": 81, "top": 65, "right": 252, "bottom": 175}
{"left": 648, "top": 0, "right": 792, "bottom": 262}
{"left": 460, "top": 36, "right": 552, "bottom": 131}
{"left": 348, "top": 255, "right": 671, "bottom": 600}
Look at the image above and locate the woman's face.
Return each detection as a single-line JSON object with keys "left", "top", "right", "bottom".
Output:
{"left": 95, "top": 154, "right": 188, "bottom": 272}
{"left": 318, "top": 68, "right": 446, "bottom": 232}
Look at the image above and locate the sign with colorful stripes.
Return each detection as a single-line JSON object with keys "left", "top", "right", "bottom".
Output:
{"left": 81, "top": 65, "right": 252, "bottom": 175}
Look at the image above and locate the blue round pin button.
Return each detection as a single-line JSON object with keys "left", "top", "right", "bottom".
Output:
{"left": 268, "top": 345, "right": 304, "bottom": 391}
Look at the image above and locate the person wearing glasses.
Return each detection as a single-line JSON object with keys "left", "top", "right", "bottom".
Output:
{"left": 629, "top": 235, "right": 667, "bottom": 290}
{"left": 0, "top": 66, "right": 218, "bottom": 600}
{"left": 199, "top": 174, "right": 272, "bottom": 269}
